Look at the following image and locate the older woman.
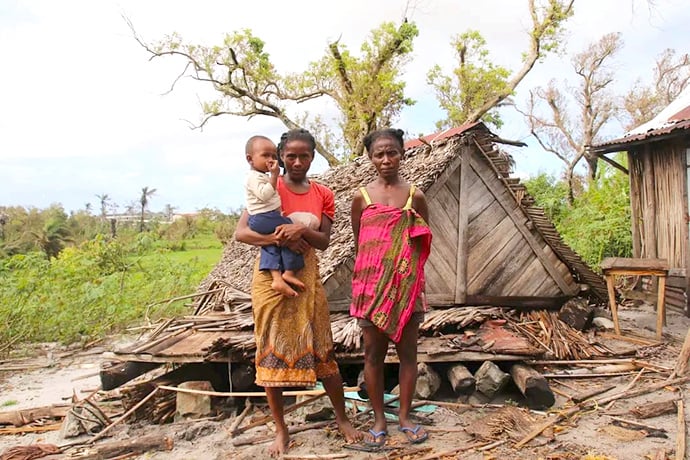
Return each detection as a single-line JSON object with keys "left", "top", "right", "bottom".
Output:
{"left": 235, "top": 129, "right": 361, "bottom": 457}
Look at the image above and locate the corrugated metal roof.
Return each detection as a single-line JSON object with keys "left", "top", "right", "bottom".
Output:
{"left": 593, "top": 86, "right": 690, "bottom": 152}
{"left": 404, "top": 122, "right": 480, "bottom": 149}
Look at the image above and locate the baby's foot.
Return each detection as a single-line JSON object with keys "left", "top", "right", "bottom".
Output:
{"left": 282, "top": 271, "right": 305, "bottom": 291}
{"left": 271, "top": 278, "right": 298, "bottom": 297}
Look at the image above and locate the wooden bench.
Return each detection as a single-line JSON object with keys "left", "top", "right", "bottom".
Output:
{"left": 600, "top": 257, "right": 669, "bottom": 340}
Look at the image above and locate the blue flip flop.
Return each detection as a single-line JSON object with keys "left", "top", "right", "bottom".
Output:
{"left": 398, "top": 424, "right": 429, "bottom": 444}
{"left": 344, "top": 429, "right": 388, "bottom": 452}
{"left": 364, "top": 429, "right": 388, "bottom": 448}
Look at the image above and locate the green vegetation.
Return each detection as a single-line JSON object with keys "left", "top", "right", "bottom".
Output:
{"left": 524, "top": 157, "right": 632, "bottom": 269}
{"left": 1, "top": 400, "right": 18, "bottom": 407}
{"left": 0, "top": 205, "right": 235, "bottom": 351}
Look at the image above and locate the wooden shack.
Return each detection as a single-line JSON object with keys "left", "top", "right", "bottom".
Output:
{"left": 109, "top": 122, "right": 607, "bottom": 367}
{"left": 591, "top": 87, "right": 690, "bottom": 314}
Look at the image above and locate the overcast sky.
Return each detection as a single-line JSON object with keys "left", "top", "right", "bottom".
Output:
{"left": 1, "top": 0, "right": 688, "bottom": 214}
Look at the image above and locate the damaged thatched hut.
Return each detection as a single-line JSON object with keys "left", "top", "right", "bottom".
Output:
{"left": 591, "top": 87, "right": 690, "bottom": 314}
{"left": 112, "top": 122, "right": 607, "bottom": 368}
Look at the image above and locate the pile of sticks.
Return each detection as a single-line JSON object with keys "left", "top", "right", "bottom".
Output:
{"left": 420, "top": 307, "right": 504, "bottom": 332}
{"left": 330, "top": 315, "right": 361, "bottom": 351}
{"left": 507, "top": 311, "right": 612, "bottom": 360}
{"left": 120, "top": 383, "right": 176, "bottom": 424}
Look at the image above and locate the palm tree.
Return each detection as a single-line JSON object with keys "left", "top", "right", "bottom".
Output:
{"left": 30, "top": 219, "right": 74, "bottom": 259}
{"left": 95, "top": 193, "right": 111, "bottom": 218}
{"left": 139, "top": 186, "right": 157, "bottom": 232}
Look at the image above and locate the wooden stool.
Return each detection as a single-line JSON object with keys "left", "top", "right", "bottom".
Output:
{"left": 600, "top": 257, "right": 669, "bottom": 341}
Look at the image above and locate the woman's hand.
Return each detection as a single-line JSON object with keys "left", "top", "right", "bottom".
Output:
{"left": 274, "top": 223, "right": 307, "bottom": 243}
{"left": 284, "top": 238, "right": 310, "bottom": 254}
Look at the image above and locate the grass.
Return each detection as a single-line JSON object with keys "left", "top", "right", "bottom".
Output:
{"left": 1, "top": 400, "right": 18, "bottom": 407}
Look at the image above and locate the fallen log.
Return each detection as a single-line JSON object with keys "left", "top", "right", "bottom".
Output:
{"left": 100, "top": 361, "right": 161, "bottom": 391}
{"left": 68, "top": 434, "right": 173, "bottom": 459}
{"left": 510, "top": 363, "right": 554, "bottom": 410}
{"left": 447, "top": 364, "right": 475, "bottom": 395}
{"left": 0, "top": 404, "right": 71, "bottom": 427}
{"left": 630, "top": 398, "right": 679, "bottom": 419}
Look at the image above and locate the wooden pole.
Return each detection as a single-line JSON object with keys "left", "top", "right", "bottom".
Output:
{"left": 672, "top": 326, "right": 690, "bottom": 378}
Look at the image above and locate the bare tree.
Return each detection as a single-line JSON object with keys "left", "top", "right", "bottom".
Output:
{"left": 517, "top": 33, "right": 623, "bottom": 203}
{"left": 623, "top": 49, "right": 690, "bottom": 130}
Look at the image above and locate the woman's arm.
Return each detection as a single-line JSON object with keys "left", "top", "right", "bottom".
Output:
{"left": 413, "top": 189, "right": 429, "bottom": 224}
{"left": 350, "top": 190, "right": 365, "bottom": 255}
{"left": 234, "top": 210, "right": 279, "bottom": 247}
{"left": 275, "top": 219, "right": 332, "bottom": 251}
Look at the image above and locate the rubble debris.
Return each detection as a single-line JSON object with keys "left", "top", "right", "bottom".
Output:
{"left": 558, "top": 297, "right": 593, "bottom": 331}
{"left": 0, "top": 404, "right": 71, "bottom": 427}
{"left": 174, "top": 381, "right": 213, "bottom": 421}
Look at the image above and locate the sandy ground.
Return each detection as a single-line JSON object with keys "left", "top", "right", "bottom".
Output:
{"left": 1, "top": 302, "right": 689, "bottom": 460}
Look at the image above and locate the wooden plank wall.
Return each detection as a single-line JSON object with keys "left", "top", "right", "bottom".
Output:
{"left": 629, "top": 141, "right": 688, "bottom": 313}
{"left": 425, "top": 157, "right": 460, "bottom": 305}
{"left": 465, "top": 153, "right": 577, "bottom": 298}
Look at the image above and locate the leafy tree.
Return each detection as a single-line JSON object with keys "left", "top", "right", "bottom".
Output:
{"left": 30, "top": 218, "right": 74, "bottom": 259}
{"left": 427, "top": 31, "right": 511, "bottom": 129}
{"left": 623, "top": 49, "right": 690, "bottom": 130}
{"left": 139, "top": 186, "right": 157, "bottom": 233}
{"left": 301, "top": 20, "right": 418, "bottom": 158}
{"left": 517, "top": 32, "right": 622, "bottom": 203}
{"left": 130, "top": 17, "right": 417, "bottom": 163}
{"left": 428, "top": 0, "right": 574, "bottom": 129}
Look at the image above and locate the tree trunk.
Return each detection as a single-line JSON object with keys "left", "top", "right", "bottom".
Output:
{"left": 76, "top": 434, "right": 173, "bottom": 459}
{"left": 510, "top": 363, "right": 555, "bottom": 410}
{"left": 447, "top": 364, "right": 476, "bottom": 395}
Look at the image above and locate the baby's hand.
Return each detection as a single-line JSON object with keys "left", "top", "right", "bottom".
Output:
{"left": 268, "top": 159, "right": 280, "bottom": 175}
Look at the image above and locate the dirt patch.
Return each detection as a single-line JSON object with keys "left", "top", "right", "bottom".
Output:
{"left": 0, "top": 304, "right": 688, "bottom": 459}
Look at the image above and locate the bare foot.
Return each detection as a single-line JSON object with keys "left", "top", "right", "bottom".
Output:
{"left": 267, "top": 430, "right": 290, "bottom": 457}
{"left": 336, "top": 418, "right": 363, "bottom": 443}
{"left": 271, "top": 278, "right": 298, "bottom": 297}
{"left": 282, "top": 270, "right": 305, "bottom": 291}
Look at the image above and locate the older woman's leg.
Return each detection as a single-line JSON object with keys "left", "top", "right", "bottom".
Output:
{"left": 363, "top": 326, "right": 390, "bottom": 442}
{"left": 394, "top": 318, "right": 427, "bottom": 442}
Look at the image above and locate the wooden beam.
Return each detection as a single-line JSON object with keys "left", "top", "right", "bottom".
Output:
{"left": 464, "top": 295, "right": 568, "bottom": 309}
{"left": 455, "top": 144, "right": 470, "bottom": 303}
{"left": 599, "top": 154, "right": 629, "bottom": 174}
{"left": 468, "top": 154, "right": 577, "bottom": 296}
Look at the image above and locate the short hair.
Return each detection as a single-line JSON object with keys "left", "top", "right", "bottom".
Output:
{"left": 363, "top": 128, "right": 405, "bottom": 154}
{"left": 245, "top": 135, "right": 273, "bottom": 156}
{"left": 277, "top": 129, "right": 316, "bottom": 155}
